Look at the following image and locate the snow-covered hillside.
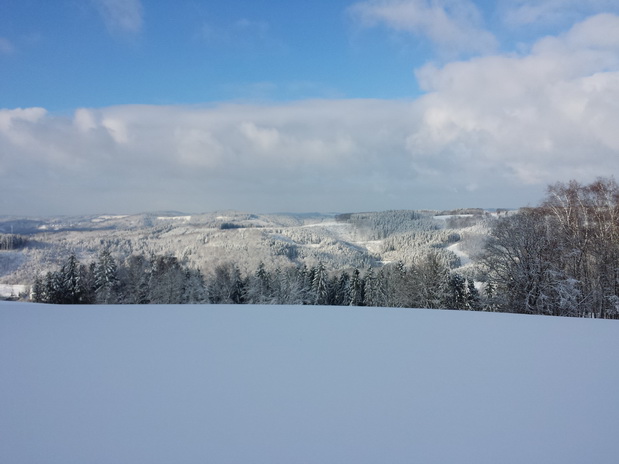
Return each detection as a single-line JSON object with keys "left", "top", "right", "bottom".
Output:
{"left": 2, "top": 303, "right": 618, "bottom": 464}
{"left": 0, "top": 210, "right": 486, "bottom": 286}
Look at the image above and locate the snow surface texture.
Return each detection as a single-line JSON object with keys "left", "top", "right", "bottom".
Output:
{"left": 2, "top": 303, "right": 619, "bottom": 464}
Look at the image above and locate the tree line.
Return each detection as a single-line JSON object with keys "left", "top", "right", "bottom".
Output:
{"left": 31, "top": 251, "right": 207, "bottom": 305}
{"left": 30, "top": 248, "right": 481, "bottom": 310}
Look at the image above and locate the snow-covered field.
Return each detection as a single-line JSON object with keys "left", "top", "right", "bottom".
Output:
{"left": 0, "top": 284, "right": 27, "bottom": 299}
{"left": 447, "top": 242, "right": 471, "bottom": 267}
{"left": 2, "top": 302, "right": 618, "bottom": 464}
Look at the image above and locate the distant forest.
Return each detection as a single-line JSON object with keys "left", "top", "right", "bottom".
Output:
{"left": 10, "top": 178, "right": 617, "bottom": 318}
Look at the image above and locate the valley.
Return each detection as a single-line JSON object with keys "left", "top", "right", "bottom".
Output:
{"left": 0, "top": 209, "right": 491, "bottom": 297}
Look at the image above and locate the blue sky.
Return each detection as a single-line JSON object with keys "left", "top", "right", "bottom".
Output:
{"left": 1, "top": 0, "right": 425, "bottom": 110}
{"left": 2, "top": 1, "right": 619, "bottom": 215}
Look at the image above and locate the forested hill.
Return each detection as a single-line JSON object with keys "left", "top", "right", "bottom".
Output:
{"left": 0, "top": 209, "right": 489, "bottom": 286}
{"left": 0, "top": 209, "right": 490, "bottom": 307}
{"left": 4, "top": 178, "right": 619, "bottom": 318}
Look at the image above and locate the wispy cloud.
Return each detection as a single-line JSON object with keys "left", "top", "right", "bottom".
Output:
{"left": 0, "top": 37, "right": 15, "bottom": 55}
{"left": 93, "top": 0, "right": 143, "bottom": 37}
{"left": 500, "top": 0, "right": 619, "bottom": 27}
{"left": 198, "top": 17, "right": 281, "bottom": 51}
{"left": 349, "top": 0, "right": 498, "bottom": 56}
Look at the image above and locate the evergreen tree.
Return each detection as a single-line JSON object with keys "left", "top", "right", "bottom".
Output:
{"left": 466, "top": 279, "right": 481, "bottom": 310}
{"left": 312, "top": 261, "right": 328, "bottom": 305}
{"left": 44, "top": 271, "right": 60, "bottom": 304}
{"left": 363, "top": 267, "right": 387, "bottom": 307}
{"left": 80, "top": 262, "right": 96, "bottom": 304}
{"left": 388, "top": 261, "right": 410, "bottom": 307}
{"left": 119, "top": 255, "right": 151, "bottom": 304}
{"left": 296, "top": 265, "right": 313, "bottom": 305}
{"left": 415, "top": 251, "right": 451, "bottom": 309}
{"left": 348, "top": 268, "right": 364, "bottom": 306}
{"left": 247, "top": 262, "right": 272, "bottom": 303}
{"left": 273, "top": 267, "right": 287, "bottom": 304}
{"left": 231, "top": 265, "right": 246, "bottom": 304}
{"left": 182, "top": 269, "right": 208, "bottom": 303}
{"left": 148, "top": 255, "right": 185, "bottom": 304}
{"left": 61, "top": 254, "right": 86, "bottom": 304}
{"left": 31, "top": 276, "right": 45, "bottom": 303}
{"left": 332, "top": 272, "right": 349, "bottom": 306}
{"left": 94, "top": 249, "right": 119, "bottom": 304}
{"left": 448, "top": 273, "right": 467, "bottom": 309}
{"left": 277, "top": 267, "right": 304, "bottom": 304}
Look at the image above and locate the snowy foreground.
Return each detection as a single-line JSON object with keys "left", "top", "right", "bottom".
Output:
{"left": 2, "top": 303, "right": 619, "bottom": 464}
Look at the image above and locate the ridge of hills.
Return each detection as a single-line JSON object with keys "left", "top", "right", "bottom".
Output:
{"left": 0, "top": 209, "right": 498, "bottom": 292}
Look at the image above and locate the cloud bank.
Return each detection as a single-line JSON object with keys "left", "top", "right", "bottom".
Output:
{"left": 350, "top": 0, "right": 498, "bottom": 55}
{"left": 2, "top": 14, "right": 619, "bottom": 215}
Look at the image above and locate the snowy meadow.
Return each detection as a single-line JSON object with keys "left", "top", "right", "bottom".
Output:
{"left": 2, "top": 302, "right": 618, "bottom": 464}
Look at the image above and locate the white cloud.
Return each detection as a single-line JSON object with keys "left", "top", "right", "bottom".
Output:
{"left": 0, "top": 101, "right": 418, "bottom": 214}
{"left": 240, "top": 122, "right": 281, "bottom": 152}
{"left": 350, "top": 0, "right": 498, "bottom": 55}
{"left": 93, "top": 0, "right": 143, "bottom": 36}
{"left": 73, "top": 108, "right": 98, "bottom": 132}
{"left": 2, "top": 15, "right": 619, "bottom": 214}
{"left": 0, "top": 108, "right": 47, "bottom": 148}
{"left": 409, "top": 13, "right": 619, "bottom": 186}
{"left": 174, "top": 128, "right": 226, "bottom": 168}
{"left": 0, "top": 108, "right": 47, "bottom": 130}
{"left": 560, "top": 13, "right": 619, "bottom": 50}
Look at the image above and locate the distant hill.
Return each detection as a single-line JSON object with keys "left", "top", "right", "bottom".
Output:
{"left": 0, "top": 210, "right": 492, "bottom": 287}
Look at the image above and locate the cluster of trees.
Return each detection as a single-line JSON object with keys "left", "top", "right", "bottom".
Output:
{"left": 31, "top": 251, "right": 206, "bottom": 305}
{"left": 482, "top": 178, "right": 619, "bottom": 318}
{"left": 208, "top": 254, "right": 479, "bottom": 309}
{"left": 30, "top": 248, "right": 481, "bottom": 310}
{"left": 336, "top": 210, "right": 439, "bottom": 240}
{"left": 0, "top": 234, "right": 27, "bottom": 250}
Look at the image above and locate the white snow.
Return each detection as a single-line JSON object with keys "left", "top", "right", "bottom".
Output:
{"left": 157, "top": 215, "right": 191, "bottom": 221}
{"left": 301, "top": 221, "right": 344, "bottom": 228}
{"left": 0, "top": 284, "right": 27, "bottom": 298}
{"left": 447, "top": 242, "right": 471, "bottom": 266}
{"left": 2, "top": 302, "right": 619, "bottom": 464}
{"left": 300, "top": 221, "right": 383, "bottom": 254}
{"left": 91, "top": 215, "right": 129, "bottom": 223}
{"left": 434, "top": 214, "right": 474, "bottom": 220}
